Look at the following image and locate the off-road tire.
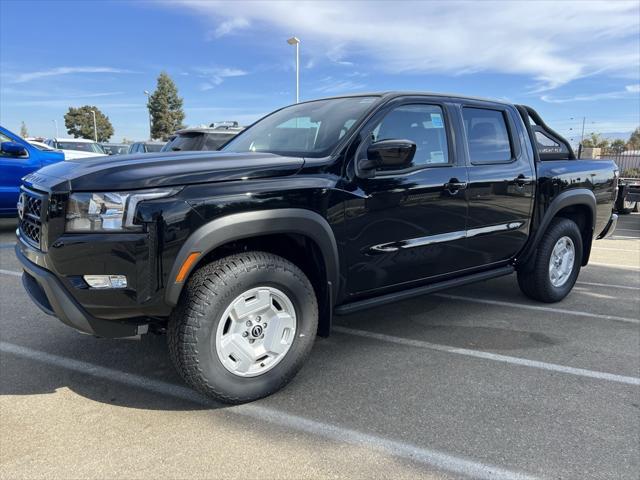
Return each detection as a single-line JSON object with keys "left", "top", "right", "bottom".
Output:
{"left": 168, "top": 251, "right": 318, "bottom": 404}
{"left": 517, "top": 218, "right": 583, "bottom": 303}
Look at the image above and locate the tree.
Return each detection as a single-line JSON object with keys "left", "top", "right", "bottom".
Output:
{"left": 19, "top": 121, "right": 28, "bottom": 138}
{"left": 610, "top": 139, "right": 626, "bottom": 153}
{"left": 148, "top": 72, "right": 185, "bottom": 140}
{"left": 581, "top": 132, "right": 609, "bottom": 149}
{"left": 627, "top": 127, "right": 640, "bottom": 150}
{"left": 64, "top": 106, "right": 114, "bottom": 142}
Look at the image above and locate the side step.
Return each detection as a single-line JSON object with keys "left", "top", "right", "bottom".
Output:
{"left": 334, "top": 265, "right": 515, "bottom": 316}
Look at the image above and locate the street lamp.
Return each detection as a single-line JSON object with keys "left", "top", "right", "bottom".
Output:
{"left": 86, "top": 110, "right": 98, "bottom": 142}
{"left": 144, "top": 90, "right": 152, "bottom": 140}
{"left": 287, "top": 36, "right": 300, "bottom": 103}
{"left": 52, "top": 119, "right": 59, "bottom": 138}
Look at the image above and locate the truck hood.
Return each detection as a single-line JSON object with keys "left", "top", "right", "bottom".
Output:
{"left": 22, "top": 151, "right": 305, "bottom": 193}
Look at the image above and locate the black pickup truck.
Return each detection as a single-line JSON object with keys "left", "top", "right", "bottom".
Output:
{"left": 16, "top": 92, "right": 618, "bottom": 403}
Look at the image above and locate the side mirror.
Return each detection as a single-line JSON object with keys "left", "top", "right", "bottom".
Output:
{"left": 1, "top": 141, "right": 28, "bottom": 157}
{"left": 360, "top": 139, "right": 416, "bottom": 173}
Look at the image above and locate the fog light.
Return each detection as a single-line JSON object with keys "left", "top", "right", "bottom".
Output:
{"left": 83, "top": 275, "right": 128, "bottom": 289}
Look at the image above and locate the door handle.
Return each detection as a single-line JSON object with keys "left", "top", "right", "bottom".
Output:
{"left": 515, "top": 174, "right": 533, "bottom": 187}
{"left": 444, "top": 178, "right": 467, "bottom": 194}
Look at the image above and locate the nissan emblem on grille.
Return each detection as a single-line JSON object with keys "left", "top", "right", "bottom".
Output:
{"left": 17, "top": 193, "right": 25, "bottom": 220}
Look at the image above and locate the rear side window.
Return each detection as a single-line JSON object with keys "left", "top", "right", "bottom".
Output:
{"left": 462, "top": 107, "right": 513, "bottom": 164}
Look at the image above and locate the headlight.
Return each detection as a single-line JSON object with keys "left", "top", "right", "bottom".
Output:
{"left": 66, "top": 188, "right": 179, "bottom": 232}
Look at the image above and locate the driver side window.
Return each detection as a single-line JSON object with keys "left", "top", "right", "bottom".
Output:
{"left": 371, "top": 104, "right": 450, "bottom": 167}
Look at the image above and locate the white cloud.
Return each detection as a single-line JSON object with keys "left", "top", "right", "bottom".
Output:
{"left": 314, "top": 77, "right": 366, "bottom": 93}
{"left": 213, "top": 17, "right": 249, "bottom": 38}
{"left": 173, "top": 0, "right": 639, "bottom": 91}
{"left": 196, "top": 67, "right": 248, "bottom": 90}
{"left": 541, "top": 85, "right": 640, "bottom": 103}
{"left": 11, "top": 66, "right": 133, "bottom": 83}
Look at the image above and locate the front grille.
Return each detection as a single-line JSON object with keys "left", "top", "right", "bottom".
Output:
{"left": 19, "top": 189, "right": 46, "bottom": 249}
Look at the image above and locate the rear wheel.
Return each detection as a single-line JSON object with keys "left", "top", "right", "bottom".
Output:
{"left": 517, "top": 218, "right": 583, "bottom": 303}
{"left": 168, "top": 251, "right": 318, "bottom": 404}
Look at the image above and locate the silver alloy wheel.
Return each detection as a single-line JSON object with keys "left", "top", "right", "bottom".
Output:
{"left": 548, "top": 236, "right": 575, "bottom": 287}
{"left": 215, "top": 286, "right": 297, "bottom": 377}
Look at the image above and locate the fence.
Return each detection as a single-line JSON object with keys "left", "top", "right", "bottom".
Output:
{"left": 595, "top": 148, "right": 640, "bottom": 179}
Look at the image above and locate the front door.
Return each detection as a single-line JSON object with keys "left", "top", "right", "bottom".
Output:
{"left": 343, "top": 100, "right": 469, "bottom": 296}
{"left": 460, "top": 104, "right": 535, "bottom": 266}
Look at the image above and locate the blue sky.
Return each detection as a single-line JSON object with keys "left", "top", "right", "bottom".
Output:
{"left": 1, "top": 0, "right": 638, "bottom": 144}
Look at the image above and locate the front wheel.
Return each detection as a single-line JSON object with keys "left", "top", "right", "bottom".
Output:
{"left": 168, "top": 252, "right": 318, "bottom": 404}
{"left": 517, "top": 218, "right": 583, "bottom": 303}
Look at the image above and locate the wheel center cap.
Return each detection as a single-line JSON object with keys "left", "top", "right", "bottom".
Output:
{"left": 251, "top": 325, "right": 263, "bottom": 338}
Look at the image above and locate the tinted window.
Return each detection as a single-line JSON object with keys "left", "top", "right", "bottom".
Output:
{"left": 535, "top": 131, "right": 560, "bottom": 148}
{"left": 462, "top": 108, "right": 512, "bottom": 163}
{"left": 164, "top": 132, "right": 206, "bottom": 151}
{"left": 204, "top": 133, "right": 234, "bottom": 150}
{"left": 371, "top": 104, "right": 449, "bottom": 167}
{"left": 223, "top": 97, "right": 377, "bottom": 157}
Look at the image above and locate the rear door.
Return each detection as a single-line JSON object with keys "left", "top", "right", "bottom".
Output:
{"left": 460, "top": 103, "right": 535, "bottom": 267}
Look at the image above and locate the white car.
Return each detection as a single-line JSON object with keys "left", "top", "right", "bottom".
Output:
{"left": 44, "top": 137, "right": 107, "bottom": 160}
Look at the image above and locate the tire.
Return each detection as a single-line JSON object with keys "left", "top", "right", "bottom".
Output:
{"left": 517, "top": 218, "right": 583, "bottom": 303}
{"left": 168, "top": 251, "right": 318, "bottom": 404}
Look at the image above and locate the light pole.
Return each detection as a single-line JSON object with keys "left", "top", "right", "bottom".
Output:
{"left": 52, "top": 119, "right": 59, "bottom": 138}
{"left": 287, "top": 36, "right": 300, "bottom": 103}
{"left": 90, "top": 110, "right": 98, "bottom": 142}
{"left": 144, "top": 90, "right": 152, "bottom": 140}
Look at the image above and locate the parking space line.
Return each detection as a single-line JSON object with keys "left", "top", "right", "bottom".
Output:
{"left": 0, "top": 341, "right": 538, "bottom": 480}
{"left": 334, "top": 327, "right": 640, "bottom": 386}
{"left": 434, "top": 293, "right": 640, "bottom": 324}
{"left": 592, "top": 247, "right": 639, "bottom": 252}
{"left": 576, "top": 281, "right": 640, "bottom": 291}
{"left": 587, "top": 262, "right": 640, "bottom": 270}
{"left": 0, "top": 269, "right": 21, "bottom": 277}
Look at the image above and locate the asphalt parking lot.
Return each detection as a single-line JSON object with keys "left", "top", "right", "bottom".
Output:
{"left": 1, "top": 215, "right": 638, "bottom": 480}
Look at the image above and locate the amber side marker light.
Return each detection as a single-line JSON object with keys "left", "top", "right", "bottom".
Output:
{"left": 176, "top": 252, "right": 200, "bottom": 283}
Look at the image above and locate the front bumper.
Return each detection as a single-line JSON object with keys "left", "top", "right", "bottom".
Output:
{"left": 16, "top": 245, "right": 147, "bottom": 338}
{"left": 597, "top": 213, "right": 618, "bottom": 240}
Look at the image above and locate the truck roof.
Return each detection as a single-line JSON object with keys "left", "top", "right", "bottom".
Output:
{"left": 305, "top": 91, "right": 512, "bottom": 107}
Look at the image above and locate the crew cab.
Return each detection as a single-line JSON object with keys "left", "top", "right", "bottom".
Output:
{"left": 15, "top": 93, "right": 618, "bottom": 403}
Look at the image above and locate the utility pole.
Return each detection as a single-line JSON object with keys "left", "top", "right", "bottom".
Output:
{"left": 52, "top": 119, "right": 59, "bottom": 138}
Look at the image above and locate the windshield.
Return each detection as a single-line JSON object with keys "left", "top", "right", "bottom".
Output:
{"left": 103, "top": 145, "right": 129, "bottom": 155}
{"left": 144, "top": 143, "right": 164, "bottom": 152}
{"left": 222, "top": 97, "right": 377, "bottom": 157}
{"left": 57, "top": 141, "right": 105, "bottom": 154}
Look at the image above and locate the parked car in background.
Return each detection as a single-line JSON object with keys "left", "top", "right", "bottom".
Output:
{"left": 27, "top": 140, "right": 59, "bottom": 152}
{"left": 161, "top": 122, "right": 244, "bottom": 152}
{"left": 44, "top": 138, "right": 107, "bottom": 159}
{"left": 127, "top": 141, "right": 165, "bottom": 154}
{"left": 0, "top": 125, "right": 64, "bottom": 217}
{"left": 102, "top": 143, "right": 130, "bottom": 156}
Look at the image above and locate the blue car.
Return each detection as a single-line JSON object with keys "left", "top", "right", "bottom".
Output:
{"left": 0, "top": 125, "right": 64, "bottom": 217}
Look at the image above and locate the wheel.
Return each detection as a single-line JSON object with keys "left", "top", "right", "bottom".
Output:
{"left": 168, "top": 251, "right": 318, "bottom": 404}
{"left": 517, "top": 218, "right": 583, "bottom": 303}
